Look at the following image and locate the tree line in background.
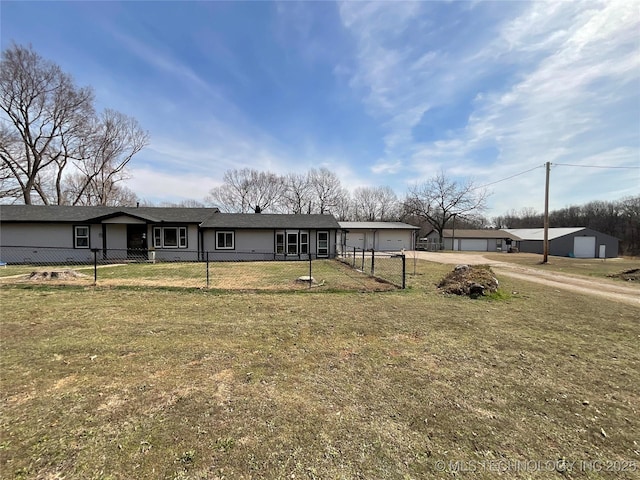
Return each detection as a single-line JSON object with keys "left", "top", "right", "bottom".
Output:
{"left": 1, "top": 43, "right": 148, "bottom": 206}
{"left": 203, "top": 168, "right": 489, "bottom": 242}
{"left": 205, "top": 167, "right": 403, "bottom": 221}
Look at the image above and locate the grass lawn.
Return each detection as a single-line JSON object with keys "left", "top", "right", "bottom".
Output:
{"left": 1, "top": 260, "right": 638, "bottom": 479}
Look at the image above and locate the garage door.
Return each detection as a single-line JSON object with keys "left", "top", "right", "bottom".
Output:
{"left": 459, "top": 239, "right": 488, "bottom": 251}
{"left": 345, "top": 232, "right": 365, "bottom": 249}
{"left": 573, "top": 236, "right": 596, "bottom": 258}
{"left": 378, "top": 231, "right": 411, "bottom": 251}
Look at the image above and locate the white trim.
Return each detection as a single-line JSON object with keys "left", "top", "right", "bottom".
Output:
{"left": 216, "top": 230, "right": 235, "bottom": 250}
{"left": 74, "top": 225, "right": 90, "bottom": 249}
{"left": 317, "top": 230, "right": 329, "bottom": 258}
{"left": 153, "top": 226, "right": 188, "bottom": 249}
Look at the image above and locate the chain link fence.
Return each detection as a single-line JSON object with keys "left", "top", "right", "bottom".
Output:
{"left": 336, "top": 247, "right": 406, "bottom": 288}
{"left": 0, "top": 246, "right": 398, "bottom": 291}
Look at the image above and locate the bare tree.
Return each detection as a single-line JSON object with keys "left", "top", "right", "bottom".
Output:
{"left": 1, "top": 43, "right": 148, "bottom": 206}
{"left": 493, "top": 207, "right": 543, "bottom": 229}
{"left": 64, "top": 109, "right": 148, "bottom": 205}
{"left": 308, "top": 167, "right": 344, "bottom": 215}
{"left": 332, "top": 187, "right": 353, "bottom": 221}
{"left": 0, "top": 43, "right": 95, "bottom": 204}
{"left": 405, "top": 171, "right": 488, "bottom": 243}
{"left": 207, "top": 168, "right": 285, "bottom": 213}
{"left": 352, "top": 186, "right": 400, "bottom": 221}
{"left": 282, "top": 172, "right": 313, "bottom": 214}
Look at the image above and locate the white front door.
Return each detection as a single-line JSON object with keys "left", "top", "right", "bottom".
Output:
{"left": 317, "top": 231, "right": 329, "bottom": 258}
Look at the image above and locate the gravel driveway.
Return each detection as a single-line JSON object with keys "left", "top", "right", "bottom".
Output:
{"left": 406, "top": 251, "right": 640, "bottom": 307}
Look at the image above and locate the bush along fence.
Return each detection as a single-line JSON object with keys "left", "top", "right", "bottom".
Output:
{"left": 0, "top": 246, "right": 405, "bottom": 290}
{"left": 336, "top": 247, "right": 406, "bottom": 289}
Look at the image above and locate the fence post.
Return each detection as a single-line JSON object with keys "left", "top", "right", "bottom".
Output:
{"left": 206, "top": 251, "right": 210, "bottom": 289}
{"left": 361, "top": 248, "right": 365, "bottom": 271}
{"left": 91, "top": 248, "right": 98, "bottom": 285}
{"left": 401, "top": 254, "right": 406, "bottom": 289}
{"left": 371, "top": 249, "right": 375, "bottom": 276}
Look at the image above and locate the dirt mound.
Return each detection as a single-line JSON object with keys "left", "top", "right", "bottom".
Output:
{"left": 28, "top": 270, "right": 88, "bottom": 281}
{"left": 438, "top": 264, "right": 499, "bottom": 297}
{"left": 607, "top": 268, "right": 640, "bottom": 281}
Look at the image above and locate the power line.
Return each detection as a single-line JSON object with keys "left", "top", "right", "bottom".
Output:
{"left": 554, "top": 163, "right": 640, "bottom": 169}
{"left": 474, "top": 161, "right": 638, "bottom": 192}
{"left": 474, "top": 164, "right": 544, "bottom": 190}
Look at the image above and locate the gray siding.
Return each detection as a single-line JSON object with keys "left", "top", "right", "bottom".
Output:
{"left": 517, "top": 228, "right": 619, "bottom": 258}
{"left": 0, "top": 222, "right": 202, "bottom": 263}
{"left": 0, "top": 223, "right": 98, "bottom": 263}
{"left": 564, "top": 228, "right": 619, "bottom": 258}
{"left": 0, "top": 223, "right": 96, "bottom": 248}
{"left": 202, "top": 229, "right": 337, "bottom": 261}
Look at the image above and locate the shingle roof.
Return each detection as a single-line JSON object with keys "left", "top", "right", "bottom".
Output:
{"left": 0, "top": 206, "right": 342, "bottom": 229}
{"left": 200, "top": 213, "right": 340, "bottom": 229}
{"left": 0, "top": 205, "right": 220, "bottom": 223}
{"left": 339, "top": 221, "right": 420, "bottom": 230}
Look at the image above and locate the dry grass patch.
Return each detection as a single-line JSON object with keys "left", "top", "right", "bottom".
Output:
{"left": 1, "top": 262, "right": 638, "bottom": 479}
{"left": 0, "top": 260, "right": 395, "bottom": 292}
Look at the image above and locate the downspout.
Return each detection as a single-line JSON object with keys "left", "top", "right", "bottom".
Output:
{"left": 101, "top": 223, "right": 107, "bottom": 260}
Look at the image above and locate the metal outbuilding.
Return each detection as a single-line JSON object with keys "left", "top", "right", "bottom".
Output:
{"left": 501, "top": 227, "right": 619, "bottom": 258}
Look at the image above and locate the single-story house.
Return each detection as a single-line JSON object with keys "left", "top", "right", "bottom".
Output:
{"left": 338, "top": 221, "right": 420, "bottom": 252}
{"left": 424, "top": 229, "right": 520, "bottom": 252}
{"left": 200, "top": 213, "right": 340, "bottom": 261}
{"left": 502, "top": 227, "right": 619, "bottom": 258}
{"left": 0, "top": 205, "right": 341, "bottom": 263}
{"left": 424, "top": 227, "right": 619, "bottom": 258}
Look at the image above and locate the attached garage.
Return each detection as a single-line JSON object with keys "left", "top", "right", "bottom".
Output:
{"left": 573, "top": 236, "right": 596, "bottom": 258}
{"left": 339, "top": 221, "right": 420, "bottom": 252}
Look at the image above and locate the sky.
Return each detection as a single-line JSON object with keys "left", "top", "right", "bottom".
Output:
{"left": 1, "top": 0, "right": 639, "bottom": 217}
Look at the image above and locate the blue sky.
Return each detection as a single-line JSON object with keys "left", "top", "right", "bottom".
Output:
{"left": 2, "top": 0, "right": 638, "bottom": 215}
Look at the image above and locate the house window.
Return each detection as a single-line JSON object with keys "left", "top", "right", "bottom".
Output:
{"left": 164, "top": 228, "right": 178, "bottom": 247}
{"left": 153, "top": 226, "right": 188, "bottom": 248}
{"left": 216, "top": 231, "right": 235, "bottom": 250}
{"left": 154, "top": 228, "right": 162, "bottom": 248}
{"left": 300, "top": 232, "right": 309, "bottom": 255}
{"left": 74, "top": 225, "right": 90, "bottom": 248}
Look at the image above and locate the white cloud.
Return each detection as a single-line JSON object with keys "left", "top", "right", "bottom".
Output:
{"left": 339, "top": 0, "right": 639, "bottom": 212}
{"left": 128, "top": 167, "right": 221, "bottom": 204}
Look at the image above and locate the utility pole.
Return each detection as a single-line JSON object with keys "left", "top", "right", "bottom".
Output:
{"left": 543, "top": 161, "right": 551, "bottom": 264}
{"left": 452, "top": 213, "right": 457, "bottom": 251}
